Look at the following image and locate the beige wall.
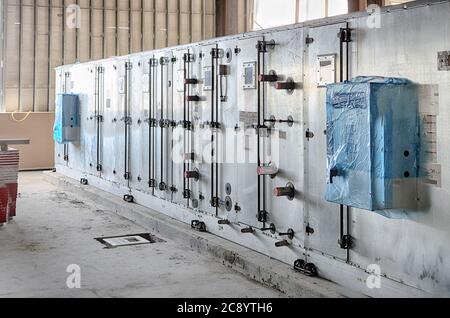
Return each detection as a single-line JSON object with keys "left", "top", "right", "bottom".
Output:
{"left": 0, "top": 0, "right": 5, "bottom": 109}
{"left": 0, "top": 113, "right": 55, "bottom": 170}
{"left": 1, "top": 0, "right": 216, "bottom": 113}
{"left": 216, "top": 0, "right": 252, "bottom": 37}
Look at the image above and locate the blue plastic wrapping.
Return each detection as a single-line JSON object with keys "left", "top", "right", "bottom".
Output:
{"left": 326, "top": 77, "right": 419, "bottom": 211}
{"left": 54, "top": 94, "right": 80, "bottom": 144}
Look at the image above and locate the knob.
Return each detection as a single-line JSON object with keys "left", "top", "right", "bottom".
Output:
{"left": 275, "top": 240, "right": 290, "bottom": 248}
{"left": 159, "top": 182, "right": 167, "bottom": 191}
{"left": 259, "top": 74, "right": 279, "bottom": 82}
{"left": 261, "top": 223, "right": 276, "bottom": 234}
{"left": 257, "top": 165, "right": 278, "bottom": 177}
{"left": 275, "top": 81, "right": 296, "bottom": 90}
{"left": 274, "top": 183, "right": 295, "bottom": 200}
{"left": 184, "top": 78, "right": 198, "bottom": 85}
{"left": 184, "top": 153, "right": 196, "bottom": 161}
{"left": 185, "top": 170, "right": 199, "bottom": 180}
{"left": 330, "top": 168, "right": 340, "bottom": 184}
{"left": 279, "top": 228, "right": 295, "bottom": 240}
{"left": 241, "top": 227, "right": 255, "bottom": 234}
{"left": 186, "top": 95, "right": 200, "bottom": 102}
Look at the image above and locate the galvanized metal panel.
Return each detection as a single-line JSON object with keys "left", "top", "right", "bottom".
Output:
{"left": 264, "top": 28, "right": 306, "bottom": 247}
{"left": 100, "top": 58, "right": 121, "bottom": 184}
{"left": 303, "top": 22, "right": 349, "bottom": 261}
{"left": 348, "top": 3, "right": 450, "bottom": 295}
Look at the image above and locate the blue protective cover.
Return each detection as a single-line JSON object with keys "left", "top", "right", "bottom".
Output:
{"left": 54, "top": 93, "right": 80, "bottom": 144}
{"left": 325, "top": 77, "right": 419, "bottom": 211}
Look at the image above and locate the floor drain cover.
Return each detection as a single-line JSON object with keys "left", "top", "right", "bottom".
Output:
{"left": 95, "top": 233, "right": 164, "bottom": 248}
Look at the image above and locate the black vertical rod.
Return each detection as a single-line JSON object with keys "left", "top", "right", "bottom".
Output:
{"left": 339, "top": 29, "right": 344, "bottom": 83}
{"left": 347, "top": 206, "right": 351, "bottom": 262}
{"left": 96, "top": 66, "right": 103, "bottom": 171}
{"left": 261, "top": 44, "right": 267, "bottom": 216}
{"left": 187, "top": 52, "right": 191, "bottom": 199}
{"left": 153, "top": 59, "right": 157, "bottom": 188}
{"left": 183, "top": 53, "right": 188, "bottom": 198}
{"left": 124, "top": 64, "right": 128, "bottom": 179}
{"left": 148, "top": 58, "right": 153, "bottom": 188}
{"left": 124, "top": 62, "right": 131, "bottom": 181}
{"left": 210, "top": 47, "right": 215, "bottom": 208}
{"left": 95, "top": 66, "right": 99, "bottom": 168}
{"left": 338, "top": 24, "right": 352, "bottom": 262}
{"left": 340, "top": 204, "right": 344, "bottom": 241}
{"left": 160, "top": 58, "right": 165, "bottom": 189}
{"left": 148, "top": 58, "right": 154, "bottom": 191}
{"left": 100, "top": 66, "right": 105, "bottom": 170}
{"left": 62, "top": 0, "right": 68, "bottom": 162}
{"left": 62, "top": 0, "right": 68, "bottom": 161}
{"left": 170, "top": 55, "right": 175, "bottom": 195}
{"left": 256, "top": 43, "right": 262, "bottom": 220}
{"left": 214, "top": 44, "right": 219, "bottom": 215}
{"left": 346, "top": 22, "right": 350, "bottom": 82}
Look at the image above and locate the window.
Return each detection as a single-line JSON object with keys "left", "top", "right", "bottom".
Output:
{"left": 300, "top": 0, "right": 326, "bottom": 22}
{"left": 384, "top": 0, "right": 414, "bottom": 5}
{"left": 253, "top": 0, "right": 297, "bottom": 30}
{"left": 253, "top": 0, "right": 349, "bottom": 31}
{"left": 299, "top": 0, "right": 348, "bottom": 22}
{"left": 328, "top": 0, "right": 349, "bottom": 17}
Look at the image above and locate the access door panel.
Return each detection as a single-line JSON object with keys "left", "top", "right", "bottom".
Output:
{"left": 304, "top": 23, "right": 349, "bottom": 261}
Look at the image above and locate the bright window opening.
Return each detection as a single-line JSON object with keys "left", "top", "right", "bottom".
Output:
{"left": 300, "top": 0, "right": 326, "bottom": 22}
{"left": 253, "top": 0, "right": 297, "bottom": 30}
{"left": 328, "top": 0, "right": 349, "bottom": 17}
{"left": 385, "top": 0, "right": 415, "bottom": 5}
{"left": 253, "top": 0, "right": 349, "bottom": 31}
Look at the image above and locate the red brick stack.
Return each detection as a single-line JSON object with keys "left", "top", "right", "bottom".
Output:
{"left": 0, "top": 149, "right": 19, "bottom": 225}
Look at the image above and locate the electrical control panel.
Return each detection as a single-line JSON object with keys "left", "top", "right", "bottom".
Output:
{"left": 326, "top": 77, "right": 419, "bottom": 211}
{"left": 53, "top": 93, "right": 80, "bottom": 144}
{"left": 317, "top": 55, "right": 336, "bottom": 87}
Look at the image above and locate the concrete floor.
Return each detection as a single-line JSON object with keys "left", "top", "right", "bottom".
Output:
{"left": 0, "top": 172, "right": 285, "bottom": 298}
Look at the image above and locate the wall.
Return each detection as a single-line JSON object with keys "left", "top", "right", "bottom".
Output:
{"left": 1, "top": 0, "right": 216, "bottom": 113}
{"left": 0, "top": 113, "right": 55, "bottom": 170}
{"left": 216, "top": 0, "right": 253, "bottom": 36}
{"left": 0, "top": 0, "right": 4, "bottom": 108}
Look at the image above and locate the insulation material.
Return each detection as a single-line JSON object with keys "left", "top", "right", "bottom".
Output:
{"left": 325, "top": 77, "right": 420, "bottom": 211}
{"left": 53, "top": 94, "right": 80, "bottom": 144}
{"left": 0, "top": 149, "right": 19, "bottom": 224}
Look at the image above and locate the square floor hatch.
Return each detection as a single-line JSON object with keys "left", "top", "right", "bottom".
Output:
{"left": 95, "top": 233, "right": 164, "bottom": 248}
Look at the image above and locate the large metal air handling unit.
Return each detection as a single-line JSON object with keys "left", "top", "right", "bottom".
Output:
{"left": 54, "top": 0, "right": 450, "bottom": 297}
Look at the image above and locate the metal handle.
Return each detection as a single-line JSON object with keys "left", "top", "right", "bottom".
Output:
{"left": 330, "top": 168, "right": 340, "bottom": 184}
{"left": 261, "top": 223, "right": 276, "bottom": 234}
{"left": 275, "top": 240, "right": 290, "bottom": 248}
{"left": 241, "top": 227, "right": 255, "bottom": 234}
{"left": 278, "top": 228, "right": 295, "bottom": 240}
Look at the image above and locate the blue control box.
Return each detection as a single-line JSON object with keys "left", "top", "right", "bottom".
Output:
{"left": 53, "top": 94, "right": 80, "bottom": 144}
{"left": 326, "top": 77, "right": 419, "bottom": 211}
